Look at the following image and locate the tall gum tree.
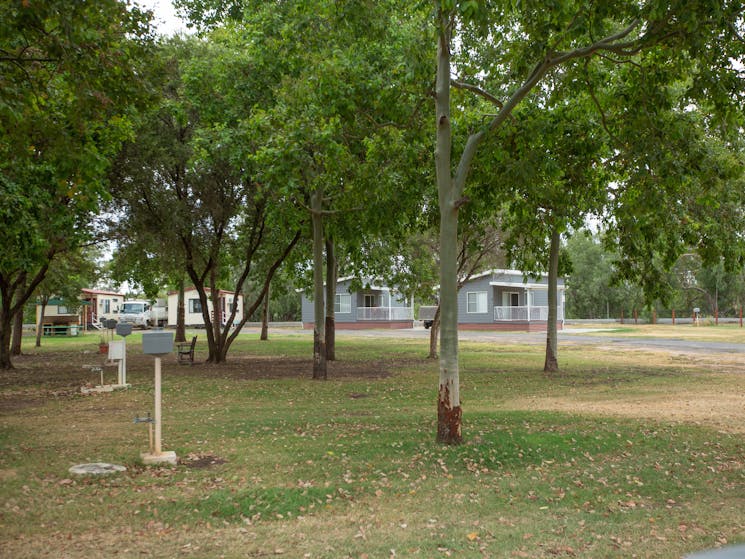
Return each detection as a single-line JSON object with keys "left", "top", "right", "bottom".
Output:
{"left": 433, "top": 0, "right": 745, "bottom": 442}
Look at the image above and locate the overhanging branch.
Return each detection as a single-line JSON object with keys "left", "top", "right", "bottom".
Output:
{"left": 453, "top": 19, "right": 646, "bottom": 197}
{"left": 451, "top": 79, "right": 504, "bottom": 109}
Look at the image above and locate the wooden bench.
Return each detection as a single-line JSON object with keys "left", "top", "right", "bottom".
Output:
{"left": 176, "top": 336, "right": 197, "bottom": 365}
{"left": 42, "top": 324, "right": 81, "bottom": 337}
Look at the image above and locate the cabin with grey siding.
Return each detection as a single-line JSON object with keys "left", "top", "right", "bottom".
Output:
{"left": 458, "top": 269, "right": 565, "bottom": 331}
{"left": 301, "top": 277, "right": 414, "bottom": 329}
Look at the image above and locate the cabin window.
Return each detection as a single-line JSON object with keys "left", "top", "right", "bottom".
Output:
{"left": 57, "top": 305, "right": 68, "bottom": 314}
{"left": 103, "top": 300, "right": 111, "bottom": 313}
{"left": 363, "top": 294, "right": 379, "bottom": 308}
{"left": 189, "top": 299, "right": 202, "bottom": 313}
{"left": 335, "top": 293, "right": 351, "bottom": 314}
{"left": 467, "top": 291, "right": 488, "bottom": 314}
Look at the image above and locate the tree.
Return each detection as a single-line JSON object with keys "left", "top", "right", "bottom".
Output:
{"left": 109, "top": 36, "right": 301, "bottom": 363}
{"left": 433, "top": 0, "right": 744, "bottom": 442}
{"left": 246, "top": 2, "right": 431, "bottom": 379}
{"left": 0, "top": 0, "right": 152, "bottom": 368}
{"left": 564, "top": 232, "right": 645, "bottom": 319}
{"left": 602, "top": 105, "right": 745, "bottom": 305}
{"left": 477, "top": 96, "right": 610, "bottom": 371}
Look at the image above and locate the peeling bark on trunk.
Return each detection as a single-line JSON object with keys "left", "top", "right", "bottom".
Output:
{"left": 437, "top": 377, "right": 462, "bottom": 444}
{"left": 311, "top": 185, "right": 327, "bottom": 379}
{"left": 324, "top": 237, "right": 336, "bottom": 361}
{"left": 428, "top": 305, "right": 441, "bottom": 359}
{"left": 544, "top": 227, "right": 560, "bottom": 373}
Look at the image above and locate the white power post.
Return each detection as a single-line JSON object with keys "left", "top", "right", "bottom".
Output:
{"left": 140, "top": 331, "right": 177, "bottom": 465}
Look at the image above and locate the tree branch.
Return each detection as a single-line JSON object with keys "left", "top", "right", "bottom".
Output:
{"left": 451, "top": 79, "right": 504, "bottom": 109}
{"left": 299, "top": 200, "right": 362, "bottom": 216}
{"left": 453, "top": 19, "right": 646, "bottom": 199}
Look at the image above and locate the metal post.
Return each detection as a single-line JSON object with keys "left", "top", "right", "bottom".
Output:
{"left": 119, "top": 337, "right": 127, "bottom": 385}
{"left": 154, "top": 356, "right": 162, "bottom": 455}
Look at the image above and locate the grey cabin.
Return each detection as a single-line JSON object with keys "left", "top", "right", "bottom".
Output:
{"left": 457, "top": 269, "right": 565, "bottom": 331}
{"left": 301, "top": 277, "right": 414, "bottom": 329}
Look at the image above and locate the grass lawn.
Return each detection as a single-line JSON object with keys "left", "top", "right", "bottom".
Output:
{"left": 1, "top": 329, "right": 743, "bottom": 558}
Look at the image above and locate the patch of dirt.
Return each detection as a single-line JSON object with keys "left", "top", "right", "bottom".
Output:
{"left": 177, "top": 356, "right": 394, "bottom": 380}
{"left": 0, "top": 349, "right": 399, "bottom": 413}
{"left": 180, "top": 452, "right": 227, "bottom": 469}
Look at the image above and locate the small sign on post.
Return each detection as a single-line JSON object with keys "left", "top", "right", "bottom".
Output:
{"left": 140, "top": 331, "right": 177, "bottom": 465}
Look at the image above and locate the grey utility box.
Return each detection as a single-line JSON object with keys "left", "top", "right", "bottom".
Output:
{"left": 142, "top": 331, "right": 174, "bottom": 355}
{"left": 115, "top": 323, "right": 133, "bottom": 337}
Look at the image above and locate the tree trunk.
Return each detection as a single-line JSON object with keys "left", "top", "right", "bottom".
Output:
{"left": 428, "top": 304, "right": 441, "bottom": 359}
{"left": 175, "top": 279, "right": 186, "bottom": 344}
{"left": 1, "top": 266, "right": 50, "bottom": 369}
{"left": 11, "top": 307, "right": 23, "bottom": 356}
{"left": 10, "top": 280, "right": 26, "bottom": 356}
{"left": 260, "top": 284, "right": 270, "bottom": 341}
{"left": 324, "top": 237, "right": 337, "bottom": 361}
{"left": 185, "top": 268, "right": 218, "bottom": 363}
{"left": 435, "top": 13, "right": 461, "bottom": 444}
{"left": 221, "top": 230, "right": 301, "bottom": 361}
{"left": 209, "top": 268, "right": 224, "bottom": 363}
{"left": 544, "top": 227, "right": 560, "bottom": 372}
{"left": 311, "top": 185, "right": 327, "bottom": 379}
{"left": 0, "top": 307, "right": 13, "bottom": 369}
{"left": 35, "top": 298, "right": 48, "bottom": 347}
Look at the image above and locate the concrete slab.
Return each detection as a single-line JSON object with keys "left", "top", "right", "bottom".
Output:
{"left": 69, "top": 463, "right": 126, "bottom": 475}
{"left": 141, "top": 451, "right": 178, "bottom": 465}
{"left": 80, "top": 383, "right": 130, "bottom": 394}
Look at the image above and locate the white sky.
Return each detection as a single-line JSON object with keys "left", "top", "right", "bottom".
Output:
{"left": 136, "top": 0, "right": 191, "bottom": 36}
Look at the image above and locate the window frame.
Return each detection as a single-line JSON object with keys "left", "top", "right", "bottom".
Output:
{"left": 466, "top": 291, "right": 488, "bottom": 314}
{"left": 189, "top": 298, "right": 203, "bottom": 314}
{"left": 335, "top": 293, "right": 351, "bottom": 314}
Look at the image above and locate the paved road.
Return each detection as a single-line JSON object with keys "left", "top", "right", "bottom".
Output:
{"left": 259, "top": 326, "right": 745, "bottom": 355}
